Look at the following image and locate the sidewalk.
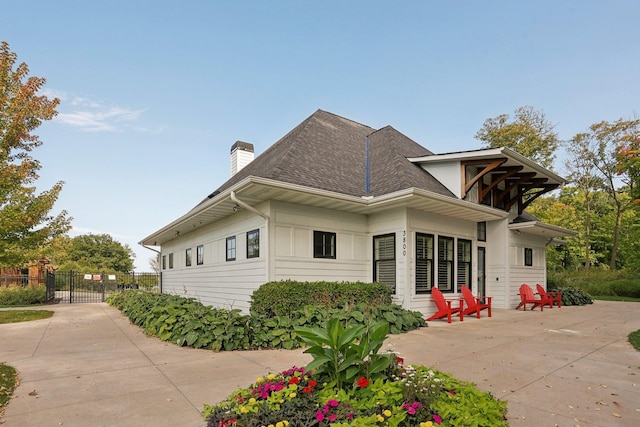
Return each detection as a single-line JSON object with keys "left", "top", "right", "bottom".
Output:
{"left": 1, "top": 301, "right": 639, "bottom": 426}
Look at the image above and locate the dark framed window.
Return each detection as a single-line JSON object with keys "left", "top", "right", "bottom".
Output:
{"left": 437, "top": 236, "right": 454, "bottom": 292}
{"left": 374, "top": 233, "right": 396, "bottom": 293}
{"left": 314, "top": 231, "right": 336, "bottom": 259}
{"left": 185, "top": 248, "right": 192, "bottom": 267}
{"left": 457, "top": 239, "right": 472, "bottom": 292}
{"left": 162, "top": 255, "right": 166, "bottom": 270}
{"left": 416, "top": 233, "right": 434, "bottom": 294}
{"left": 168, "top": 253, "right": 174, "bottom": 269}
{"left": 226, "top": 236, "right": 236, "bottom": 261}
{"left": 477, "top": 222, "right": 486, "bottom": 242}
{"left": 525, "top": 247, "right": 533, "bottom": 266}
{"left": 247, "top": 229, "right": 260, "bottom": 258}
{"left": 196, "top": 245, "right": 204, "bottom": 265}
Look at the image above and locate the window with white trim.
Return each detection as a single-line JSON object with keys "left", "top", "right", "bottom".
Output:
{"left": 416, "top": 233, "right": 434, "bottom": 294}
{"left": 437, "top": 236, "right": 454, "bottom": 292}
{"left": 374, "top": 234, "right": 396, "bottom": 293}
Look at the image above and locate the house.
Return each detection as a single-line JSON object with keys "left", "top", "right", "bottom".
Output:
{"left": 140, "top": 110, "right": 574, "bottom": 316}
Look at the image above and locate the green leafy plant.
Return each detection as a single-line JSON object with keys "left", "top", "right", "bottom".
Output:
{"left": 0, "top": 285, "right": 47, "bottom": 306}
{"left": 0, "top": 363, "right": 18, "bottom": 417}
{"left": 548, "top": 286, "right": 593, "bottom": 306}
{"left": 295, "top": 318, "right": 392, "bottom": 389}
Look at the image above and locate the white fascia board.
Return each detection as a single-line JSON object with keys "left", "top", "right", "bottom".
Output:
{"left": 508, "top": 221, "right": 576, "bottom": 238}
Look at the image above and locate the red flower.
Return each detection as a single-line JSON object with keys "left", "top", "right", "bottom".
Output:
{"left": 356, "top": 377, "right": 370, "bottom": 388}
{"left": 288, "top": 377, "right": 300, "bottom": 385}
{"left": 308, "top": 379, "right": 317, "bottom": 387}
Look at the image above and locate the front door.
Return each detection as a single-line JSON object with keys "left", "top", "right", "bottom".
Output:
{"left": 477, "top": 247, "right": 486, "bottom": 297}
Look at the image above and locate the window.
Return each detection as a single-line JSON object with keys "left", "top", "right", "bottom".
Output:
{"left": 162, "top": 255, "right": 166, "bottom": 270}
{"left": 374, "top": 234, "right": 396, "bottom": 293}
{"left": 168, "top": 253, "right": 174, "bottom": 269}
{"left": 457, "top": 239, "right": 472, "bottom": 292}
{"left": 197, "top": 245, "right": 204, "bottom": 265}
{"left": 185, "top": 248, "right": 192, "bottom": 267}
{"left": 247, "top": 229, "right": 260, "bottom": 258}
{"left": 226, "top": 236, "right": 236, "bottom": 261}
{"left": 437, "top": 236, "right": 454, "bottom": 292}
{"left": 314, "top": 231, "right": 336, "bottom": 259}
{"left": 525, "top": 247, "right": 533, "bottom": 266}
{"left": 477, "top": 222, "right": 486, "bottom": 242}
{"left": 416, "top": 233, "right": 434, "bottom": 294}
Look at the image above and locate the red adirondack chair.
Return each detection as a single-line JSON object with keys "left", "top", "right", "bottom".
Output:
{"left": 461, "top": 285, "right": 492, "bottom": 318}
{"left": 536, "top": 284, "right": 562, "bottom": 308}
{"left": 516, "top": 284, "right": 544, "bottom": 311}
{"left": 427, "top": 287, "right": 464, "bottom": 323}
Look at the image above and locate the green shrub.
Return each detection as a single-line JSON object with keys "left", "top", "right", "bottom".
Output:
{"left": 547, "top": 285, "right": 593, "bottom": 306}
{"left": 0, "top": 285, "right": 47, "bottom": 306}
{"left": 250, "top": 280, "right": 392, "bottom": 318}
{"left": 107, "top": 290, "right": 425, "bottom": 352}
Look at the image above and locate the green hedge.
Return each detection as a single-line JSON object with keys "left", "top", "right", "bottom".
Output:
{"left": 107, "top": 289, "right": 425, "bottom": 352}
{"left": 0, "top": 285, "right": 47, "bottom": 306}
{"left": 250, "top": 280, "right": 392, "bottom": 317}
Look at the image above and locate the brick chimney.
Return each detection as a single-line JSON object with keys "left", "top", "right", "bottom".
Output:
{"left": 230, "top": 141, "right": 254, "bottom": 176}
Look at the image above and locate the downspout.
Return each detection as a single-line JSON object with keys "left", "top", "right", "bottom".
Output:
{"left": 230, "top": 191, "right": 271, "bottom": 282}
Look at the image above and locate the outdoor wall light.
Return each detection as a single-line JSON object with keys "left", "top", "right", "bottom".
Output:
{"left": 233, "top": 204, "right": 241, "bottom": 212}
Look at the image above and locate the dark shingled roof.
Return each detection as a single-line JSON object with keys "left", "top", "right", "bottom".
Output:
{"left": 201, "top": 109, "right": 456, "bottom": 205}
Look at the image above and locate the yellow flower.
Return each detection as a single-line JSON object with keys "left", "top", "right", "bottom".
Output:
{"left": 267, "top": 373, "right": 276, "bottom": 380}
{"left": 376, "top": 414, "right": 385, "bottom": 422}
{"left": 276, "top": 423, "right": 284, "bottom": 427}
{"left": 420, "top": 422, "right": 434, "bottom": 427}
{"left": 255, "top": 377, "right": 264, "bottom": 384}
{"left": 289, "top": 392, "right": 297, "bottom": 398}
{"left": 284, "top": 422, "right": 289, "bottom": 426}
{"left": 249, "top": 397, "right": 256, "bottom": 404}
{"left": 383, "top": 409, "right": 392, "bottom": 417}
{"left": 240, "top": 406, "right": 249, "bottom": 414}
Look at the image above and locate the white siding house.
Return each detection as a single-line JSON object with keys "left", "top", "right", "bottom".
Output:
{"left": 141, "top": 110, "right": 574, "bottom": 317}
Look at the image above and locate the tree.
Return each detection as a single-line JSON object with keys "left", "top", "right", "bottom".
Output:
{"left": 579, "top": 118, "right": 640, "bottom": 270}
{"left": 59, "top": 234, "right": 135, "bottom": 273}
{"left": 149, "top": 253, "right": 161, "bottom": 274}
{"left": 475, "top": 106, "right": 559, "bottom": 170}
{"left": 0, "top": 41, "right": 71, "bottom": 266}
{"left": 564, "top": 133, "right": 605, "bottom": 273}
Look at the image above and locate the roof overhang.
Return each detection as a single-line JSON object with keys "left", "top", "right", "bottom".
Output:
{"left": 508, "top": 221, "right": 576, "bottom": 239}
{"left": 140, "top": 176, "right": 508, "bottom": 247}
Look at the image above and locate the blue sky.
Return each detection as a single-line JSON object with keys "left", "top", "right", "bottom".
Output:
{"left": 4, "top": 1, "right": 639, "bottom": 270}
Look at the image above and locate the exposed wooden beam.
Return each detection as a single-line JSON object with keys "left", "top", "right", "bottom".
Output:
{"left": 462, "top": 158, "right": 507, "bottom": 197}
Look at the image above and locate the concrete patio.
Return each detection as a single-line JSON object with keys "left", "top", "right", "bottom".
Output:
{"left": 1, "top": 300, "right": 639, "bottom": 426}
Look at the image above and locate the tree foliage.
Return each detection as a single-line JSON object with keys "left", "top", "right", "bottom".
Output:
{"left": 0, "top": 41, "right": 71, "bottom": 266}
{"left": 49, "top": 234, "right": 135, "bottom": 273}
{"left": 475, "top": 105, "right": 559, "bottom": 169}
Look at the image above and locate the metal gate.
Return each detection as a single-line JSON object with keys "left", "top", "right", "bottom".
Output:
{"left": 46, "top": 270, "right": 160, "bottom": 303}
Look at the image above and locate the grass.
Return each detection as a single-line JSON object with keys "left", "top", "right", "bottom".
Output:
{"left": 0, "top": 310, "right": 54, "bottom": 324}
{"left": 0, "top": 363, "right": 18, "bottom": 417}
{"left": 629, "top": 330, "right": 640, "bottom": 351}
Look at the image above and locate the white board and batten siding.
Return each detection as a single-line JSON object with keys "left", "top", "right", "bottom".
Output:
{"left": 160, "top": 204, "right": 268, "bottom": 312}
{"left": 508, "top": 233, "right": 547, "bottom": 309}
{"left": 271, "top": 201, "right": 370, "bottom": 283}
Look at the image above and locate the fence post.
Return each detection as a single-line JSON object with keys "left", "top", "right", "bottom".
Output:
{"left": 69, "top": 270, "right": 74, "bottom": 303}
{"left": 101, "top": 271, "right": 106, "bottom": 302}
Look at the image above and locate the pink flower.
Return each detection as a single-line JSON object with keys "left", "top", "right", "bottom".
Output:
{"left": 329, "top": 414, "right": 337, "bottom": 422}
{"left": 316, "top": 411, "right": 325, "bottom": 422}
{"left": 433, "top": 414, "right": 442, "bottom": 424}
{"left": 328, "top": 399, "right": 339, "bottom": 407}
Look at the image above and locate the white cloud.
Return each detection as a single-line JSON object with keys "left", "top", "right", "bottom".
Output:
{"left": 43, "top": 89, "right": 146, "bottom": 132}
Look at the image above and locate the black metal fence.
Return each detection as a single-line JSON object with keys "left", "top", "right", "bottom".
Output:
{"left": 46, "top": 271, "right": 160, "bottom": 303}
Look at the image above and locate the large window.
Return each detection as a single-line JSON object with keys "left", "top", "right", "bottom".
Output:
{"left": 416, "top": 233, "right": 434, "bottom": 294}
{"left": 226, "top": 236, "right": 236, "bottom": 261}
{"left": 247, "top": 229, "right": 260, "bottom": 258}
{"left": 437, "top": 236, "right": 454, "bottom": 292}
{"left": 197, "top": 245, "right": 204, "bottom": 265}
{"left": 185, "top": 248, "right": 192, "bottom": 267}
{"left": 524, "top": 247, "right": 533, "bottom": 266}
{"left": 374, "top": 234, "right": 396, "bottom": 293}
{"left": 457, "top": 239, "right": 472, "bottom": 292}
{"left": 314, "top": 231, "right": 336, "bottom": 259}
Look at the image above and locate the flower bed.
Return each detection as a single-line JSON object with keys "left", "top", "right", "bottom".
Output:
{"left": 203, "top": 361, "right": 508, "bottom": 426}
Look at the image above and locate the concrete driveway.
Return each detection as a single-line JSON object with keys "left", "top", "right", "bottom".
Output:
{"left": 1, "top": 301, "right": 639, "bottom": 426}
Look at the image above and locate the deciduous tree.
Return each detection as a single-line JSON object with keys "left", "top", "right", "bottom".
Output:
{"left": 475, "top": 106, "right": 559, "bottom": 170}
{"left": 0, "top": 41, "right": 70, "bottom": 266}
